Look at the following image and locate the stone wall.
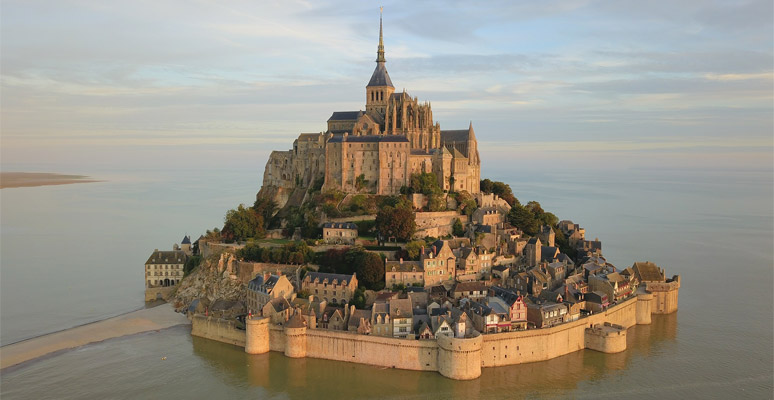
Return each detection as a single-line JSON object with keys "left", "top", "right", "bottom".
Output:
{"left": 191, "top": 315, "right": 246, "bottom": 347}
{"left": 414, "top": 211, "right": 464, "bottom": 238}
{"left": 144, "top": 286, "right": 175, "bottom": 302}
{"left": 236, "top": 262, "right": 300, "bottom": 284}
{"left": 198, "top": 286, "right": 677, "bottom": 380}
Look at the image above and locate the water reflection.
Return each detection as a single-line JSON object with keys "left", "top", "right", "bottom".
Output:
{"left": 191, "top": 313, "right": 678, "bottom": 399}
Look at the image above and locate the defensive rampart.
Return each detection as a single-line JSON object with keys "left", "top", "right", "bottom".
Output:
{"left": 193, "top": 284, "right": 678, "bottom": 380}
{"left": 191, "top": 315, "right": 246, "bottom": 347}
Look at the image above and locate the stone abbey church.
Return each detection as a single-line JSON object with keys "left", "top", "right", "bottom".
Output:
{"left": 260, "top": 14, "right": 481, "bottom": 207}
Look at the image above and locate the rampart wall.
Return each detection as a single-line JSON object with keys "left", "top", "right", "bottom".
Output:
{"left": 191, "top": 315, "right": 246, "bottom": 347}
{"left": 194, "top": 284, "right": 678, "bottom": 380}
{"left": 144, "top": 286, "right": 175, "bottom": 302}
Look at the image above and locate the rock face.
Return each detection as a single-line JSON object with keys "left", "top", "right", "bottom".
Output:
{"left": 173, "top": 254, "right": 246, "bottom": 318}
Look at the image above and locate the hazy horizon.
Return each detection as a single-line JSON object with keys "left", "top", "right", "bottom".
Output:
{"left": 2, "top": 1, "right": 772, "bottom": 173}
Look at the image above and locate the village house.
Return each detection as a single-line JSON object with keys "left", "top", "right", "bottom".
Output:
{"left": 453, "top": 281, "right": 488, "bottom": 301}
{"left": 466, "top": 301, "right": 501, "bottom": 334}
{"left": 472, "top": 207, "right": 503, "bottom": 227}
{"left": 526, "top": 301, "right": 567, "bottom": 328}
{"left": 538, "top": 225, "right": 555, "bottom": 247}
{"left": 322, "top": 222, "right": 358, "bottom": 244}
{"left": 541, "top": 246, "right": 560, "bottom": 264}
{"left": 429, "top": 314, "right": 455, "bottom": 338}
{"left": 247, "top": 273, "right": 295, "bottom": 315}
{"left": 301, "top": 272, "right": 358, "bottom": 305}
{"left": 577, "top": 238, "right": 602, "bottom": 257}
{"left": 320, "top": 306, "right": 347, "bottom": 330}
{"left": 371, "top": 301, "right": 391, "bottom": 337}
{"left": 588, "top": 271, "right": 633, "bottom": 303}
{"left": 262, "top": 297, "right": 293, "bottom": 325}
{"left": 414, "top": 314, "right": 434, "bottom": 339}
{"left": 389, "top": 298, "right": 414, "bottom": 338}
{"left": 585, "top": 291, "right": 610, "bottom": 313}
{"left": 144, "top": 248, "right": 188, "bottom": 289}
{"left": 489, "top": 286, "right": 528, "bottom": 330}
{"left": 524, "top": 237, "right": 542, "bottom": 267}
{"left": 385, "top": 259, "right": 424, "bottom": 287}
{"left": 421, "top": 241, "right": 456, "bottom": 286}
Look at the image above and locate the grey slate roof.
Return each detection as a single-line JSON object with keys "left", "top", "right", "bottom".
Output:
{"left": 367, "top": 62, "right": 394, "bottom": 87}
{"left": 305, "top": 272, "right": 355, "bottom": 286}
{"left": 323, "top": 222, "right": 358, "bottom": 230}
{"left": 389, "top": 298, "right": 413, "bottom": 319}
{"left": 181, "top": 235, "right": 191, "bottom": 245}
{"left": 440, "top": 129, "right": 471, "bottom": 143}
{"left": 145, "top": 250, "right": 187, "bottom": 265}
{"left": 328, "top": 111, "right": 363, "bottom": 121}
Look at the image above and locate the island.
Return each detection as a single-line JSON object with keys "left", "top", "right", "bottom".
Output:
{"left": 145, "top": 12, "right": 680, "bottom": 381}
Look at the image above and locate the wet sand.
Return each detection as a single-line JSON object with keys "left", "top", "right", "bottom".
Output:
{"left": 1, "top": 172, "right": 99, "bottom": 189}
{"left": 0, "top": 304, "right": 190, "bottom": 370}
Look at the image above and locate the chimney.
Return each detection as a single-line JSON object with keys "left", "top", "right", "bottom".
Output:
{"left": 400, "top": 258, "right": 403, "bottom": 264}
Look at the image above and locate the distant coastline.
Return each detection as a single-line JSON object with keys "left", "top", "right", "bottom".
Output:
{"left": 0, "top": 172, "right": 100, "bottom": 189}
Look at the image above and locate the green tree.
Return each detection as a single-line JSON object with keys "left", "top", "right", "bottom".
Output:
{"left": 376, "top": 205, "right": 416, "bottom": 242}
{"left": 452, "top": 218, "right": 465, "bottom": 237}
{"left": 405, "top": 240, "right": 426, "bottom": 260}
{"left": 252, "top": 197, "right": 277, "bottom": 224}
{"left": 183, "top": 255, "right": 203, "bottom": 276}
{"left": 355, "top": 251, "right": 384, "bottom": 290}
{"left": 409, "top": 172, "right": 442, "bottom": 196}
{"left": 351, "top": 287, "right": 367, "bottom": 309}
{"left": 507, "top": 205, "right": 539, "bottom": 235}
{"left": 480, "top": 179, "right": 519, "bottom": 207}
{"left": 222, "top": 204, "right": 265, "bottom": 242}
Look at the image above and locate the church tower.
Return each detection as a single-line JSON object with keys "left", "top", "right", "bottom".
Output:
{"left": 365, "top": 8, "right": 395, "bottom": 126}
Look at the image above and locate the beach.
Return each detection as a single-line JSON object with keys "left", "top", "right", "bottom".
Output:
{"left": 0, "top": 303, "right": 190, "bottom": 370}
{"left": 0, "top": 172, "right": 98, "bottom": 189}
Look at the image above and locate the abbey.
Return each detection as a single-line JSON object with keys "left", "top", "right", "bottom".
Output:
{"left": 260, "top": 14, "right": 480, "bottom": 206}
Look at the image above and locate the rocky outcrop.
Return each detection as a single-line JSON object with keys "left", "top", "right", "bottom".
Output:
{"left": 173, "top": 253, "right": 246, "bottom": 317}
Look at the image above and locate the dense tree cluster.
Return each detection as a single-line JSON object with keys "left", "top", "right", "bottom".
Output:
{"left": 506, "top": 200, "right": 558, "bottom": 236}
{"left": 454, "top": 191, "right": 478, "bottom": 217}
{"left": 375, "top": 204, "right": 416, "bottom": 242}
{"left": 236, "top": 241, "right": 314, "bottom": 265}
{"left": 452, "top": 218, "right": 465, "bottom": 237}
{"left": 403, "top": 172, "right": 446, "bottom": 211}
{"left": 317, "top": 247, "right": 385, "bottom": 290}
{"left": 183, "top": 255, "right": 203, "bottom": 276}
{"left": 480, "top": 179, "right": 518, "bottom": 206}
{"left": 222, "top": 204, "right": 265, "bottom": 242}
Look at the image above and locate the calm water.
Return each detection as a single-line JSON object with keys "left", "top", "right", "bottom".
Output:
{"left": 1, "top": 165, "right": 772, "bottom": 398}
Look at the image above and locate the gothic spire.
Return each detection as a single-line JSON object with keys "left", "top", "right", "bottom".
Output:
{"left": 376, "top": 6, "right": 385, "bottom": 63}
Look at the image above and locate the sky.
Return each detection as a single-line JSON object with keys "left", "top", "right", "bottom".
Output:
{"left": 1, "top": 0, "right": 772, "bottom": 172}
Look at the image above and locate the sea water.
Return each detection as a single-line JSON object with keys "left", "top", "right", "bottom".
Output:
{"left": 1, "top": 165, "right": 772, "bottom": 398}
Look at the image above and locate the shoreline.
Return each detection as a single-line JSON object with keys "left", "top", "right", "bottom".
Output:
{"left": 0, "top": 303, "right": 190, "bottom": 370}
{"left": 0, "top": 172, "right": 100, "bottom": 189}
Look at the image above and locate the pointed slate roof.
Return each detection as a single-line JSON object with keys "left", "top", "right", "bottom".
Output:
{"left": 367, "top": 12, "right": 394, "bottom": 88}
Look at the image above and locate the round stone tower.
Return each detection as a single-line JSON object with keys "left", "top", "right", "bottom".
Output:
{"left": 245, "top": 317, "right": 270, "bottom": 355}
{"left": 283, "top": 312, "right": 307, "bottom": 358}
{"left": 436, "top": 333, "right": 483, "bottom": 380}
{"left": 636, "top": 287, "right": 653, "bottom": 325}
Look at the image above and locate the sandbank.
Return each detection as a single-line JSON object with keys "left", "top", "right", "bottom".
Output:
{"left": 0, "top": 303, "right": 190, "bottom": 370}
{"left": 0, "top": 172, "right": 99, "bottom": 189}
